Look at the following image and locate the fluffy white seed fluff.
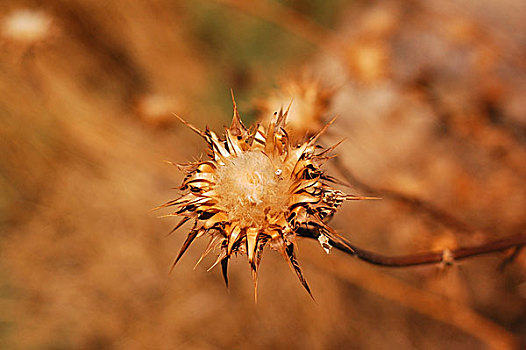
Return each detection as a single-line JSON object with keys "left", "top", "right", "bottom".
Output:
{"left": 214, "top": 151, "right": 292, "bottom": 228}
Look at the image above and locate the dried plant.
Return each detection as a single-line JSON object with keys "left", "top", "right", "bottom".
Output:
{"left": 4, "top": 1, "right": 525, "bottom": 348}
{"left": 159, "top": 94, "right": 372, "bottom": 299}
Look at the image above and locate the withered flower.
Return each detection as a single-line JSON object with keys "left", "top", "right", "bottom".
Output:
{"left": 161, "top": 94, "right": 370, "bottom": 299}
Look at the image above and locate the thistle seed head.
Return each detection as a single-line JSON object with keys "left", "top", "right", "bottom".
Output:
{"left": 161, "top": 94, "right": 366, "bottom": 299}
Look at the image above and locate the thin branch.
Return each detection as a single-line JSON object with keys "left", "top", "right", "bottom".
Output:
{"left": 297, "top": 228, "right": 526, "bottom": 267}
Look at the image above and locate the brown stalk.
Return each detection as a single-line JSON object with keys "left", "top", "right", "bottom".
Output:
{"left": 298, "top": 228, "right": 526, "bottom": 267}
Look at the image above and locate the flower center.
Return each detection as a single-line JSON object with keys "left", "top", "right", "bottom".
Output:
{"left": 214, "top": 151, "right": 292, "bottom": 228}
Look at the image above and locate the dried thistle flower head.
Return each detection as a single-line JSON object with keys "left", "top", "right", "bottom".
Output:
{"left": 161, "top": 94, "right": 369, "bottom": 299}
{"left": 256, "top": 78, "right": 334, "bottom": 141}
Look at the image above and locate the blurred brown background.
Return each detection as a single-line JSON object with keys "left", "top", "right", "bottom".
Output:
{"left": 1, "top": 0, "right": 525, "bottom": 349}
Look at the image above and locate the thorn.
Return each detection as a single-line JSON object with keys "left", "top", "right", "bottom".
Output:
{"left": 285, "top": 99, "right": 293, "bottom": 116}
{"left": 230, "top": 89, "right": 245, "bottom": 131}
{"left": 221, "top": 257, "right": 229, "bottom": 288}
{"left": 345, "top": 195, "right": 381, "bottom": 200}
{"left": 156, "top": 214, "right": 179, "bottom": 218}
{"left": 316, "top": 138, "right": 346, "bottom": 157}
{"left": 163, "top": 160, "right": 188, "bottom": 172}
{"left": 309, "top": 115, "right": 339, "bottom": 145}
{"left": 167, "top": 217, "right": 191, "bottom": 236}
{"left": 276, "top": 100, "right": 293, "bottom": 127}
{"left": 163, "top": 160, "right": 177, "bottom": 166}
{"left": 284, "top": 243, "right": 315, "bottom": 300}
{"left": 172, "top": 112, "right": 204, "bottom": 136}
{"left": 169, "top": 229, "right": 199, "bottom": 273}
{"left": 207, "top": 252, "right": 226, "bottom": 272}
{"left": 251, "top": 264, "right": 258, "bottom": 304}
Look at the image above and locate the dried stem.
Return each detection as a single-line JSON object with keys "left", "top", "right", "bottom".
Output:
{"left": 298, "top": 228, "right": 526, "bottom": 267}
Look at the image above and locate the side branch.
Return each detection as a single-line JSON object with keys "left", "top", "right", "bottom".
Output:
{"left": 297, "top": 228, "right": 526, "bottom": 267}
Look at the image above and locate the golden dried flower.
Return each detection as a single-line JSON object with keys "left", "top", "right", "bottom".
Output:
{"left": 161, "top": 94, "right": 369, "bottom": 299}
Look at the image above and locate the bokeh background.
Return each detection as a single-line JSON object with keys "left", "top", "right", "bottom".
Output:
{"left": 1, "top": 0, "right": 525, "bottom": 349}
